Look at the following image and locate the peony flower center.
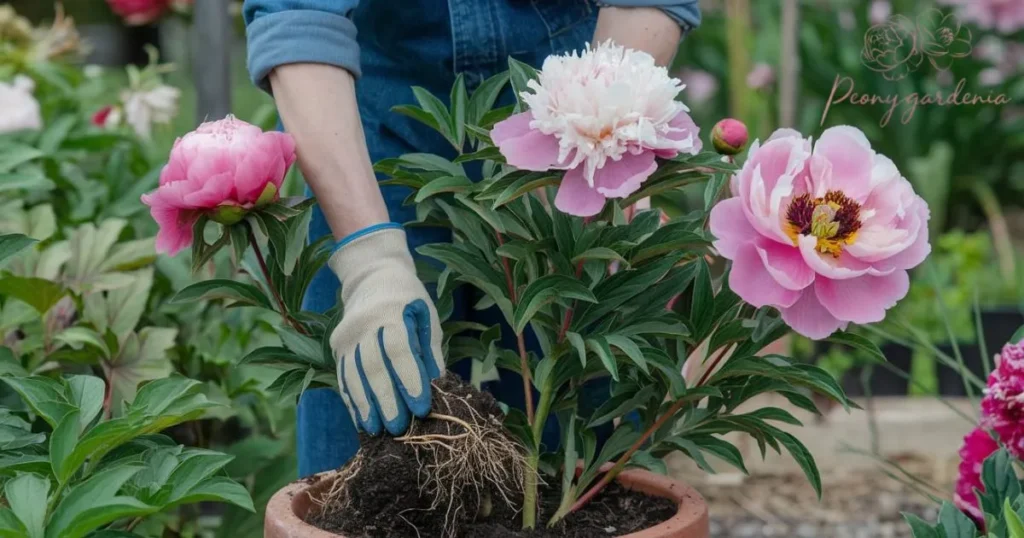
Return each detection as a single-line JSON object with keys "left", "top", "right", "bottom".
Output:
{"left": 785, "top": 191, "right": 862, "bottom": 257}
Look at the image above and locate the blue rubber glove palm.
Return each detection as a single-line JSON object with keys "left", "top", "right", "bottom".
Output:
{"left": 328, "top": 224, "right": 445, "bottom": 435}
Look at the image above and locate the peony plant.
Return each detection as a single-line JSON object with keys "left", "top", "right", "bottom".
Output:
{"left": 146, "top": 42, "right": 927, "bottom": 534}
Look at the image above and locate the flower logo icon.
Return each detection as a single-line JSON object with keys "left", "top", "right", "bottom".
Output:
{"left": 862, "top": 15, "right": 923, "bottom": 80}
{"left": 861, "top": 8, "right": 973, "bottom": 79}
{"left": 917, "top": 8, "right": 973, "bottom": 70}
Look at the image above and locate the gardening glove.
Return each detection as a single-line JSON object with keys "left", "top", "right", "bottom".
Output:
{"left": 328, "top": 223, "right": 445, "bottom": 436}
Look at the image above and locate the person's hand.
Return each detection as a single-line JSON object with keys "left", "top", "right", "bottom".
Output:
{"left": 328, "top": 223, "right": 445, "bottom": 435}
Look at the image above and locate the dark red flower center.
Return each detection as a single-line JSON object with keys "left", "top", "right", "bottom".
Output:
{"left": 785, "top": 190, "right": 862, "bottom": 257}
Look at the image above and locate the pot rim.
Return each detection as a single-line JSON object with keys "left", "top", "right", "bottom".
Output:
{"left": 265, "top": 464, "right": 709, "bottom": 538}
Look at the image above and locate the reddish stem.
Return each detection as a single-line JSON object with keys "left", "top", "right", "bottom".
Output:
{"left": 497, "top": 231, "right": 534, "bottom": 424}
{"left": 101, "top": 373, "right": 112, "bottom": 419}
{"left": 568, "top": 345, "right": 731, "bottom": 514}
{"left": 247, "top": 225, "right": 307, "bottom": 335}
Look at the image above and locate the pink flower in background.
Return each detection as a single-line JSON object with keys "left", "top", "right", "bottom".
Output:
{"left": 709, "top": 126, "right": 930, "bottom": 339}
{"left": 954, "top": 427, "right": 998, "bottom": 523}
{"left": 492, "top": 41, "right": 701, "bottom": 218}
{"left": 746, "top": 63, "right": 775, "bottom": 90}
{"left": 939, "top": 0, "right": 1024, "bottom": 34}
{"left": 869, "top": 0, "right": 892, "bottom": 24}
{"left": 980, "top": 341, "right": 1024, "bottom": 456}
{"left": 141, "top": 116, "right": 296, "bottom": 255}
{"left": 678, "top": 69, "right": 719, "bottom": 105}
{"left": 0, "top": 76, "right": 42, "bottom": 134}
{"left": 106, "top": 0, "right": 169, "bottom": 25}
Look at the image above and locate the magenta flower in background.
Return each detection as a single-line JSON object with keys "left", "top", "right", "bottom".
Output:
{"left": 980, "top": 341, "right": 1024, "bottom": 456}
{"left": 709, "top": 126, "right": 931, "bottom": 339}
{"left": 954, "top": 427, "right": 999, "bottom": 523}
{"left": 141, "top": 116, "right": 296, "bottom": 255}
{"left": 491, "top": 41, "right": 702, "bottom": 218}
{"left": 939, "top": 0, "right": 1024, "bottom": 34}
{"left": 105, "top": 0, "right": 170, "bottom": 25}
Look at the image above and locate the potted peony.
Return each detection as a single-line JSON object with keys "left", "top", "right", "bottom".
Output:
{"left": 144, "top": 43, "right": 930, "bottom": 538}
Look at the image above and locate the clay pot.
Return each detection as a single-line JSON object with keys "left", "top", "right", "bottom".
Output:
{"left": 264, "top": 465, "right": 709, "bottom": 538}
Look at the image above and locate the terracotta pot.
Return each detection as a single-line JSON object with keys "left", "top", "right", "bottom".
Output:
{"left": 264, "top": 465, "right": 709, "bottom": 538}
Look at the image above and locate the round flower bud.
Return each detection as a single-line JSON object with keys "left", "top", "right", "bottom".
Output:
{"left": 711, "top": 118, "right": 749, "bottom": 156}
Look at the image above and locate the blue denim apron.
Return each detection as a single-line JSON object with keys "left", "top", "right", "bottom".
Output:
{"left": 296, "top": 0, "right": 609, "bottom": 478}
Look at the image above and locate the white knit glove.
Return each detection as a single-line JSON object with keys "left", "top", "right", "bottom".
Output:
{"left": 328, "top": 224, "right": 445, "bottom": 435}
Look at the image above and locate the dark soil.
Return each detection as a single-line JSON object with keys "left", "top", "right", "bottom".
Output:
{"left": 305, "top": 373, "right": 678, "bottom": 537}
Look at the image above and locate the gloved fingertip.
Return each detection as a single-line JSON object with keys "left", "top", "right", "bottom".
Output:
{"left": 383, "top": 404, "right": 412, "bottom": 436}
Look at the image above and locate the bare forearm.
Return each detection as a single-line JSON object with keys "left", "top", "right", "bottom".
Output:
{"left": 268, "top": 63, "right": 389, "bottom": 240}
{"left": 593, "top": 7, "right": 681, "bottom": 66}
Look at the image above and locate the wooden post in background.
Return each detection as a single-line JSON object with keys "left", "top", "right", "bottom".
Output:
{"left": 192, "top": 0, "right": 232, "bottom": 124}
{"left": 779, "top": 0, "right": 800, "bottom": 129}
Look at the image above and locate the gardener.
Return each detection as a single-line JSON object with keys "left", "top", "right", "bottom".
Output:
{"left": 242, "top": 0, "right": 701, "bottom": 478}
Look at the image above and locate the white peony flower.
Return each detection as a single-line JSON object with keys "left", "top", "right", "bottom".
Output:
{"left": 121, "top": 84, "right": 180, "bottom": 139}
{"left": 521, "top": 41, "right": 698, "bottom": 185}
{"left": 0, "top": 75, "right": 43, "bottom": 134}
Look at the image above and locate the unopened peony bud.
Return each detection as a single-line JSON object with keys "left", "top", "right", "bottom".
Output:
{"left": 711, "top": 119, "right": 749, "bottom": 156}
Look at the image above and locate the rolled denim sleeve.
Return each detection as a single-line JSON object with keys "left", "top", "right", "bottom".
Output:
{"left": 599, "top": 0, "right": 701, "bottom": 33}
{"left": 243, "top": 0, "right": 362, "bottom": 92}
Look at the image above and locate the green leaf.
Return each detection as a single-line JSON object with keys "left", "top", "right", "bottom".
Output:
{"left": 1010, "top": 325, "right": 1024, "bottom": 345}
{"left": 1006, "top": 499, "right": 1024, "bottom": 538}
{"left": 450, "top": 73, "right": 468, "bottom": 149}
{"left": 399, "top": 153, "right": 465, "bottom": 178}
{"left": 161, "top": 450, "right": 235, "bottom": 504}
{"left": 0, "top": 506, "right": 28, "bottom": 538}
{"left": 53, "top": 328, "right": 110, "bottom": 358}
{"left": 411, "top": 87, "right": 454, "bottom": 142}
{"left": 275, "top": 328, "right": 327, "bottom": 369}
{"left": 0, "top": 276, "right": 66, "bottom": 314}
{"left": 102, "top": 327, "right": 176, "bottom": 416}
{"left": 0, "top": 234, "right": 35, "bottom": 268}
{"left": 605, "top": 335, "right": 649, "bottom": 374}
{"left": 0, "top": 144, "right": 45, "bottom": 173}
{"left": 939, "top": 501, "right": 980, "bottom": 538}
{"left": 239, "top": 346, "right": 312, "bottom": 368}
{"left": 415, "top": 176, "right": 474, "bottom": 202}
{"left": 703, "top": 173, "right": 729, "bottom": 211}
{"left": 571, "top": 247, "right": 628, "bottom": 267}
{"left": 902, "top": 513, "right": 942, "bottom": 538}
{"left": 665, "top": 437, "right": 715, "bottom": 473}
{"left": 578, "top": 423, "right": 639, "bottom": 491}
{"left": 50, "top": 410, "right": 81, "bottom": 483}
{"left": 1, "top": 376, "right": 75, "bottom": 428}
{"left": 586, "top": 337, "right": 619, "bottom": 381}
{"left": 825, "top": 332, "right": 887, "bottom": 364}
{"left": 282, "top": 208, "right": 312, "bottom": 276}
{"left": 566, "top": 332, "right": 587, "bottom": 367}
{"left": 468, "top": 71, "right": 510, "bottom": 127}
{"left": 5, "top": 473, "right": 48, "bottom": 538}
{"left": 773, "top": 429, "right": 821, "bottom": 498}
{"left": 169, "top": 280, "right": 272, "bottom": 309}
{"left": 689, "top": 259, "right": 714, "bottom": 339}
{"left": 588, "top": 385, "right": 658, "bottom": 427}
{"left": 688, "top": 435, "right": 748, "bottom": 474}
{"left": 169, "top": 476, "right": 254, "bottom": 512}
{"left": 452, "top": 146, "right": 504, "bottom": 164}
{"left": 508, "top": 58, "right": 539, "bottom": 112}
{"left": 391, "top": 105, "right": 442, "bottom": 132}
{"left": 513, "top": 275, "right": 597, "bottom": 334}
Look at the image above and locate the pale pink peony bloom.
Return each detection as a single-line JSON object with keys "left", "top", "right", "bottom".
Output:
{"left": 106, "top": 0, "right": 169, "bottom": 25}
{"left": 939, "top": 0, "right": 1024, "bottom": 34}
{"left": 492, "top": 41, "right": 701, "bottom": 217}
{"left": 954, "top": 427, "right": 998, "bottom": 523}
{"left": 121, "top": 84, "right": 180, "bottom": 139}
{"left": 980, "top": 341, "right": 1024, "bottom": 456}
{"left": 0, "top": 76, "right": 42, "bottom": 134}
{"left": 141, "top": 116, "right": 296, "bottom": 255}
{"left": 709, "top": 126, "right": 930, "bottom": 339}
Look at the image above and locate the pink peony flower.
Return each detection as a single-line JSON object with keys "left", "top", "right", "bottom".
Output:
{"left": 106, "top": 0, "right": 169, "bottom": 25}
{"left": 711, "top": 118, "right": 749, "bottom": 156}
{"left": 492, "top": 41, "right": 701, "bottom": 218}
{"left": 980, "top": 341, "right": 1024, "bottom": 456}
{"left": 939, "top": 0, "right": 1024, "bottom": 34}
{"left": 954, "top": 427, "right": 998, "bottom": 524}
{"left": 92, "top": 105, "right": 114, "bottom": 127}
{"left": 709, "top": 126, "right": 930, "bottom": 339}
{"left": 141, "top": 116, "right": 296, "bottom": 255}
{"left": 746, "top": 63, "right": 775, "bottom": 90}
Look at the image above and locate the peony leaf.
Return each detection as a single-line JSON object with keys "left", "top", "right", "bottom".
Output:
{"left": 0, "top": 234, "right": 35, "bottom": 268}
{"left": 0, "top": 275, "right": 66, "bottom": 314}
{"left": 4, "top": 473, "right": 48, "bottom": 538}
{"left": 449, "top": 73, "right": 468, "bottom": 150}
{"left": 411, "top": 86, "right": 454, "bottom": 143}
{"left": 102, "top": 327, "right": 176, "bottom": 415}
{"left": 508, "top": 58, "right": 539, "bottom": 112}
{"left": 169, "top": 279, "right": 273, "bottom": 309}
{"left": 467, "top": 71, "right": 510, "bottom": 128}
{"left": 391, "top": 105, "right": 442, "bottom": 132}
{"left": 512, "top": 274, "right": 597, "bottom": 334}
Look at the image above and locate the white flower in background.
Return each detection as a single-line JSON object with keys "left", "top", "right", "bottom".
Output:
{"left": 678, "top": 68, "right": 719, "bottom": 105}
{"left": 121, "top": 84, "right": 180, "bottom": 139}
{"left": 84, "top": 65, "right": 104, "bottom": 79}
{"left": 869, "top": 0, "right": 892, "bottom": 24}
{"left": 0, "top": 76, "right": 43, "bottom": 134}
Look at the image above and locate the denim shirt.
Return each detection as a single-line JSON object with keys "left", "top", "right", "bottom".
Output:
{"left": 244, "top": 0, "right": 700, "bottom": 91}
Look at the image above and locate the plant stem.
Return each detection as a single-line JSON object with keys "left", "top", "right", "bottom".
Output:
{"left": 522, "top": 452, "right": 539, "bottom": 529}
{"left": 557, "top": 260, "right": 585, "bottom": 343}
{"left": 568, "top": 345, "right": 730, "bottom": 514}
{"left": 496, "top": 231, "right": 535, "bottom": 424}
{"left": 247, "top": 225, "right": 306, "bottom": 335}
{"left": 531, "top": 382, "right": 554, "bottom": 444}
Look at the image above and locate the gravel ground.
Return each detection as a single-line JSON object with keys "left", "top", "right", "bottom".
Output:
{"left": 701, "top": 455, "right": 947, "bottom": 538}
